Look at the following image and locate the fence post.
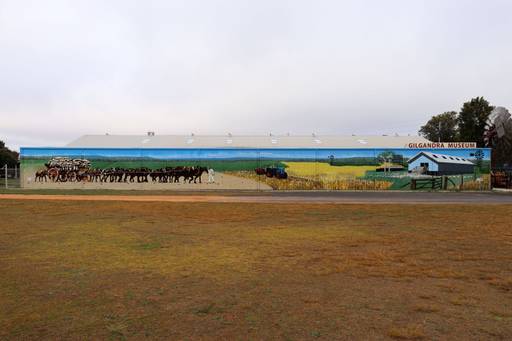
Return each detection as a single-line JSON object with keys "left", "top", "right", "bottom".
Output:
{"left": 14, "top": 165, "right": 17, "bottom": 179}
{"left": 4, "top": 165, "right": 7, "bottom": 189}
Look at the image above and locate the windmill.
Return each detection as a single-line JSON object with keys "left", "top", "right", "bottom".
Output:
{"left": 484, "top": 107, "right": 512, "bottom": 168}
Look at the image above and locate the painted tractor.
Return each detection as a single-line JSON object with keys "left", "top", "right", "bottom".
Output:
{"left": 254, "top": 166, "right": 288, "bottom": 179}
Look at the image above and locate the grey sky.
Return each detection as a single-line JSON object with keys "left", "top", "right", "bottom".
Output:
{"left": 1, "top": 0, "right": 511, "bottom": 150}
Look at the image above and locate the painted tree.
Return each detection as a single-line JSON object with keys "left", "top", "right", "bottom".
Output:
{"left": 377, "top": 151, "right": 396, "bottom": 172}
{"left": 377, "top": 151, "right": 395, "bottom": 162}
{"left": 328, "top": 155, "right": 335, "bottom": 165}
{"left": 470, "top": 149, "right": 485, "bottom": 170}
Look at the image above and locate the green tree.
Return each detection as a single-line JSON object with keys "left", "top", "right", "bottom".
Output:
{"left": 0, "top": 140, "right": 19, "bottom": 167}
{"left": 377, "top": 151, "right": 394, "bottom": 160}
{"left": 419, "top": 111, "right": 458, "bottom": 142}
{"left": 457, "top": 97, "right": 494, "bottom": 147}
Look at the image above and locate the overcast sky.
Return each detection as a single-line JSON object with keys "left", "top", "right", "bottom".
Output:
{"left": 1, "top": 0, "right": 511, "bottom": 150}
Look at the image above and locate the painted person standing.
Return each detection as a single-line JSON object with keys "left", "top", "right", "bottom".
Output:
{"left": 207, "top": 168, "right": 215, "bottom": 183}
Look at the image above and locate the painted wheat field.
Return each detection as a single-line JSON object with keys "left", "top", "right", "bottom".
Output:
{"left": 229, "top": 162, "right": 393, "bottom": 190}
{"left": 283, "top": 162, "right": 376, "bottom": 179}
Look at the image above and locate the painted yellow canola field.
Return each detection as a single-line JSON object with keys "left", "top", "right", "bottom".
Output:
{"left": 283, "top": 162, "right": 376, "bottom": 179}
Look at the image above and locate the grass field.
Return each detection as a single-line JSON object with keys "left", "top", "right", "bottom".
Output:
{"left": 1, "top": 200, "right": 512, "bottom": 340}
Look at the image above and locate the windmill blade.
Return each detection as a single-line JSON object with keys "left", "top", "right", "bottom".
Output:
{"left": 497, "top": 125, "right": 506, "bottom": 138}
{"left": 488, "top": 107, "right": 510, "bottom": 124}
{"left": 505, "top": 119, "right": 512, "bottom": 133}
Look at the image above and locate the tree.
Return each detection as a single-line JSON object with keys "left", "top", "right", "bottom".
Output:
{"left": 419, "top": 111, "right": 458, "bottom": 142}
{"left": 0, "top": 140, "right": 19, "bottom": 167}
{"left": 377, "top": 151, "right": 395, "bottom": 161}
{"left": 457, "top": 97, "right": 494, "bottom": 147}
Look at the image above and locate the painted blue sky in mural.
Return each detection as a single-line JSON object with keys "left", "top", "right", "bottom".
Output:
{"left": 21, "top": 147, "right": 491, "bottom": 161}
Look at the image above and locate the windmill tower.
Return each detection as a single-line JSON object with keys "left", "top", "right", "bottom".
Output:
{"left": 484, "top": 107, "right": 512, "bottom": 169}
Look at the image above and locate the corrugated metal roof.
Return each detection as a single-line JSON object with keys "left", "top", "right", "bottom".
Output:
{"left": 65, "top": 134, "right": 432, "bottom": 149}
{"left": 409, "top": 151, "right": 475, "bottom": 165}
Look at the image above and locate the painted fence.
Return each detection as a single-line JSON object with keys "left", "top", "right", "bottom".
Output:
{"left": 20, "top": 147, "right": 491, "bottom": 191}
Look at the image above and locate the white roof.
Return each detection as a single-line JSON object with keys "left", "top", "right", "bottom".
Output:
{"left": 409, "top": 151, "right": 475, "bottom": 165}
{"left": 66, "top": 134, "right": 431, "bottom": 149}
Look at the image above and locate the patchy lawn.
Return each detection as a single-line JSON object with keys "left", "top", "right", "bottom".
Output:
{"left": 1, "top": 200, "right": 512, "bottom": 340}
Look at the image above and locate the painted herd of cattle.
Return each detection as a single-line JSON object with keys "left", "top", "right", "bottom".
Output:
{"left": 34, "top": 158, "right": 208, "bottom": 184}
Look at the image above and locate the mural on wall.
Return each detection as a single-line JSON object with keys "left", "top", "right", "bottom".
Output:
{"left": 20, "top": 147, "right": 492, "bottom": 190}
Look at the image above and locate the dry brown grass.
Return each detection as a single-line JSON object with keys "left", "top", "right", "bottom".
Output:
{"left": 488, "top": 277, "right": 512, "bottom": 292}
{"left": 388, "top": 324, "right": 426, "bottom": 339}
{"left": 413, "top": 304, "right": 439, "bottom": 313}
{"left": 1, "top": 201, "right": 512, "bottom": 340}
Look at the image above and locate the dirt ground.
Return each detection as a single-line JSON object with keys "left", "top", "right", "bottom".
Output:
{"left": 1, "top": 201, "right": 512, "bottom": 340}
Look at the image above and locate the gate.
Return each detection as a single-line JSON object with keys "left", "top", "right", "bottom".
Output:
{"left": 404, "top": 175, "right": 488, "bottom": 191}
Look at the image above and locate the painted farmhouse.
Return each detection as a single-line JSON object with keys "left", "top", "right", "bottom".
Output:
{"left": 408, "top": 151, "right": 475, "bottom": 175}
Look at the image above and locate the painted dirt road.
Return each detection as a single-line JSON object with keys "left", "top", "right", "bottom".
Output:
{"left": 23, "top": 171, "right": 272, "bottom": 191}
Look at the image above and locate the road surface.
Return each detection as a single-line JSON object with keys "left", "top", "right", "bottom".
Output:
{"left": 0, "top": 191, "right": 511, "bottom": 204}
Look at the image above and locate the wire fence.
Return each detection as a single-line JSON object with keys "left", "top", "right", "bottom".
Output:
{"left": 0, "top": 165, "right": 21, "bottom": 189}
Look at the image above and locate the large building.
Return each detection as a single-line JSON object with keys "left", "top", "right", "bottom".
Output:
{"left": 20, "top": 134, "right": 490, "bottom": 191}
{"left": 66, "top": 134, "right": 430, "bottom": 149}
